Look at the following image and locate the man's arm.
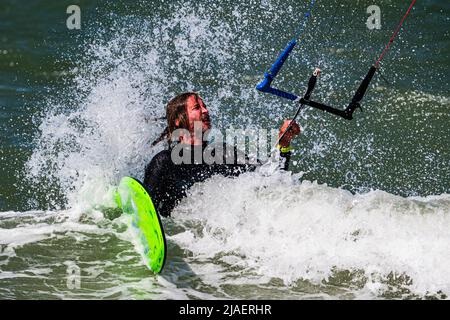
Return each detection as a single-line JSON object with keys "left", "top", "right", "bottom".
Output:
{"left": 223, "top": 143, "right": 293, "bottom": 173}
{"left": 276, "top": 119, "right": 300, "bottom": 171}
{"left": 277, "top": 146, "right": 293, "bottom": 171}
{"left": 143, "top": 150, "right": 174, "bottom": 217}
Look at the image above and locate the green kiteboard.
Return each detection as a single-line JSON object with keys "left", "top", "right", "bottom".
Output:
{"left": 115, "top": 176, "right": 166, "bottom": 273}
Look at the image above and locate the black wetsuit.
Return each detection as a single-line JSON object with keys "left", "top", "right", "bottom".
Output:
{"left": 144, "top": 142, "right": 291, "bottom": 217}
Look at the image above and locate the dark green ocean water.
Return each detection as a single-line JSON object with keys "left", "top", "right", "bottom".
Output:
{"left": 0, "top": 0, "right": 449, "bottom": 300}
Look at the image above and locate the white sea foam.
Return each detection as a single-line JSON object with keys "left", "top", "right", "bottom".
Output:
{"left": 0, "top": 209, "right": 108, "bottom": 249}
{"left": 171, "top": 172, "right": 450, "bottom": 298}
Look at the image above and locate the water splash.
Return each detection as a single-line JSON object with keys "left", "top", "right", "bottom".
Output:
{"left": 171, "top": 172, "right": 450, "bottom": 298}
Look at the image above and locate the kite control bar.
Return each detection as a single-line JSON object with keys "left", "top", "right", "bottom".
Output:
{"left": 298, "top": 65, "right": 377, "bottom": 120}
{"left": 256, "top": 0, "right": 416, "bottom": 121}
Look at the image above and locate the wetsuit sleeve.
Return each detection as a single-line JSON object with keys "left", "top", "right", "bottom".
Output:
{"left": 233, "top": 144, "right": 293, "bottom": 171}
{"left": 221, "top": 143, "right": 293, "bottom": 173}
{"left": 143, "top": 151, "right": 173, "bottom": 217}
{"left": 279, "top": 150, "right": 291, "bottom": 171}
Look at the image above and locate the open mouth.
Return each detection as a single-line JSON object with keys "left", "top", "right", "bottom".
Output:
{"left": 202, "top": 116, "right": 211, "bottom": 126}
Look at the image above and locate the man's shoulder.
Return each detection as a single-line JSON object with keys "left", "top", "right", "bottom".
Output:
{"left": 147, "top": 149, "right": 172, "bottom": 168}
{"left": 206, "top": 142, "right": 259, "bottom": 166}
{"left": 206, "top": 142, "right": 236, "bottom": 152}
{"left": 153, "top": 149, "right": 172, "bottom": 159}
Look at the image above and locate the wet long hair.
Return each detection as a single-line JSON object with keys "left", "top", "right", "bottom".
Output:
{"left": 151, "top": 92, "right": 200, "bottom": 146}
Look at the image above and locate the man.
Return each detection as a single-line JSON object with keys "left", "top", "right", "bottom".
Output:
{"left": 144, "top": 92, "right": 300, "bottom": 217}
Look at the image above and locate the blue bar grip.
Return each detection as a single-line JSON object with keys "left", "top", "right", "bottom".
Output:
{"left": 262, "top": 87, "right": 298, "bottom": 101}
{"left": 256, "top": 39, "right": 298, "bottom": 99}
{"left": 268, "top": 39, "right": 297, "bottom": 77}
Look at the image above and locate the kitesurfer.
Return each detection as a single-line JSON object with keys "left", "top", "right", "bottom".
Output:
{"left": 144, "top": 92, "right": 300, "bottom": 217}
